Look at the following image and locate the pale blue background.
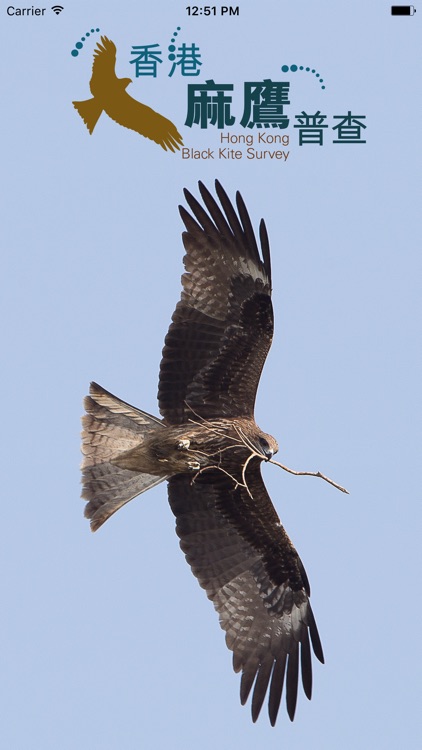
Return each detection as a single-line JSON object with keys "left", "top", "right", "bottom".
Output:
{"left": 1, "top": 2, "right": 421, "bottom": 748}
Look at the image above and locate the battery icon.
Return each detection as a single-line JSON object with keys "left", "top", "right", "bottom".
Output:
{"left": 391, "top": 5, "right": 416, "bottom": 13}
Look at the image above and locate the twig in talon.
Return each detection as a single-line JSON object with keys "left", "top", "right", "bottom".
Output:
{"left": 269, "top": 459, "right": 349, "bottom": 494}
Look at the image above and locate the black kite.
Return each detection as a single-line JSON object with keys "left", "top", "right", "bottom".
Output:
{"left": 81, "top": 182, "right": 325, "bottom": 725}
{"left": 73, "top": 36, "right": 183, "bottom": 152}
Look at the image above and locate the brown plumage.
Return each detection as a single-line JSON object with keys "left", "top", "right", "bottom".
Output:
{"left": 73, "top": 36, "right": 183, "bottom": 152}
{"left": 81, "top": 181, "right": 324, "bottom": 725}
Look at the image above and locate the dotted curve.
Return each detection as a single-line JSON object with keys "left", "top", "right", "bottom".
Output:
{"left": 281, "top": 64, "right": 325, "bottom": 90}
{"left": 71, "top": 29, "right": 101, "bottom": 57}
{"left": 168, "top": 26, "right": 181, "bottom": 62}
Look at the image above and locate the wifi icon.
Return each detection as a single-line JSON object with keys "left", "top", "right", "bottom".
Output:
{"left": 51, "top": 5, "right": 64, "bottom": 14}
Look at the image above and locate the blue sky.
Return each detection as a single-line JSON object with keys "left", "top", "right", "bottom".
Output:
{"left": 1, "top": 2, "right": 421, "bottom": 748}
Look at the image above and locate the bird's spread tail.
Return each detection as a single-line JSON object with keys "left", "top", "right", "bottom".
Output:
{"left": 73, "top": 97, "right": 103, "bottom": 134}
{"left": 81, "top": 382, "right": 167, "bottom": 531}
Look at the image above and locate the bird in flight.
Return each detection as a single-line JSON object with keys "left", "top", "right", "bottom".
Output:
{"left": 73, "top": 36, "right": 183, "bottom": 152}
{"left": 81, "top": 181, "right": 326, "bottom": 725}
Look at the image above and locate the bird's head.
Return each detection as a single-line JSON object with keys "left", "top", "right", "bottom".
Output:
{"left": 120, "top": 77, "right": 133, "bottom": 90}
{"left": 255, "top": 432, "right": 279, "bottom": 461}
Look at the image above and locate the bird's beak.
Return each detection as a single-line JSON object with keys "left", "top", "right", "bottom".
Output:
{"left": 259, "top": 444, "right": 274, "bottom": 461}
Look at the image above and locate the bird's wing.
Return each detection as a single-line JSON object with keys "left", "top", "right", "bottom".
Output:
{"left": 158, "top": 181, "right": 273, "bottom": 424}
{"left": 103, "top": 92, "right": 184, "bottom": 152}
{"left": 168, "top": 461, "right": 323, "bottom": 725}
{"left": 90, "top": 36, "right": 118, "bottom": 95}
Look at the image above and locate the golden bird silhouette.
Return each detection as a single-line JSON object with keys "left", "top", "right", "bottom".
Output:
{"left": 73, "top": 36, "right": 184, "bottom": 152}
